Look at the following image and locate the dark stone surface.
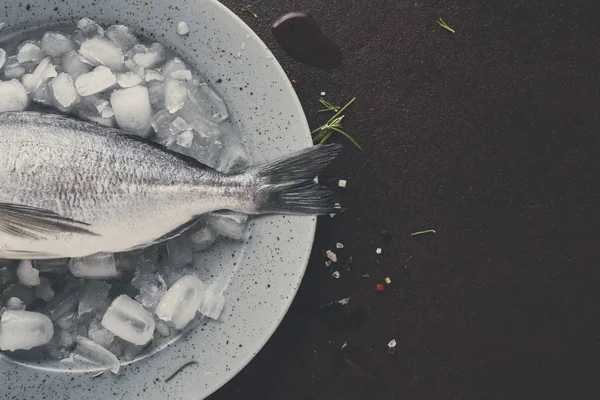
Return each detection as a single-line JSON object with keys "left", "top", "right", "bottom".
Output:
{"left": 210, "top": 1, "right": 600, "bottom": 399}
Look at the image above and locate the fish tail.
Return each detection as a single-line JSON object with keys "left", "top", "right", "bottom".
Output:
{"left": 243, "top": 144, "right": 342, "bottom": 215}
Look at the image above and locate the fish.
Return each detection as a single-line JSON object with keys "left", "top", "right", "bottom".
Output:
{"left": 0, "top": 111, "right": 341, "bottom": 259}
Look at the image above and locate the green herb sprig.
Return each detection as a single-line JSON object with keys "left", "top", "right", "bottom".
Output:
{"left": 436, "top": 18, "right": 455, "bottom": 33}
{"left": 312, "top": 97, "right": 363, "bottom": 150}
{"left": 165, "top": 360, "right": 199, "bottom": 382}
{"left": 411, "top": 229, "right": 437, "bottom": 236}
{"left": 241, "top": 5, "right": 257, "bottom": 18}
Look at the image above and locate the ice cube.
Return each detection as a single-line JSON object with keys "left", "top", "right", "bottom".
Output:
{"left": 124, "top": 59, "right": 145, "bottom": 78}
{"left": 75, "top": 336, "right": 120, "bottom": 374}
{"left": 0, "top": 79, "right": 29, "bottom": 112}
{"left": 177, "top": 21, "right": 191, "bottom": 36}
{"left": 131, "top": 263, "right": 167, "bottom": 311}
{"left": 214, "top": 142, "right": 251, "bottom": 173}
{"left": 3, "top": 56, "right": 26, "bottom": 79}
{"left": 155, "top": 275, "right": 206, "bottom": 329}
{"left": 0, "top": 48, "right": 6, "bottom": 70}
{"left": 6, "top": 297, "right": 26, "bottom": 310}
{"left": 164, "top": 79, "right": 187, "bottom": 113}
{"left": 49, "top": 73, "right": 80, "bottom": 112}
{"left": 21, "top": 73, "right": 43, "bottom": 94}
{"left": 16, "top": 260, "right": 41, "bottom": 286}
{"left": 116, "top": 71, "right": 143, "bottom": 88}
{"left": 45, "top": 330, "right": 73, "bottom": 360}
{"left": 168, "top": 116, "right": 192, "bottom": 135}
{"left": 151, "top": 109, "right": 176, "bottom": 142}
{"left": 77, "top": 18, "right": 105, "bottom": 38}
{"left": 106, "top": 25, "right": 138, "bottom": 51}
{"left": 206, "top": 212, "right": 249, "bottom": 240}
{"left": 188, "top": 82, "right": 228, "bottom": 123}
{"left": 154, "top": 319, "right": 172, "bottom": 337}
{"left": 131, "top": 43, "right": 165, "bottom": 68}
{"left": 144, "top": 69, "right": 164, "bottom": 82}
{"left": 161, "top": 57, "right": 192, "bottom": 81}
{"left": 79, "top": 38, "right": 124, "bottom": 71}
{"left": 75, "top": 66, "right": 117, "bottom": 96}
{"left": 78, "top": 280, "right": 111, "bottom": 316}
{"left": 32, "top": 83, "right": 52, "bottom": 105}
{"left": 35, "top": 277, "right": 55, "bottom": 302}
{"left": 45, "top": 278, "right": 83, "bottom": 321}
{"left": 176, "top": 130, "right": 194, "bottom": 148}
{"left": 198, "top": 289, "right": 225, "bottom": 320}
{"left": 0, "top": 310, "right": 54, "bottom": 351}
{"left": 188, "top": 225, "right": 217, "bottom": 251}
{"left": 101, "top": 295, "right": 155, "bottom": 345}
{"left": 69, "top": 253, "right": 118, "bottom": 279}
{"left": 17, "top": 40, "right": 44, "bottom": 64}
{"left": 56, "top": 311, "right": 75, "bottom": 331}
{"left": 147, "top": 81, "right": 165, "bottom": 108}
{"left": 61, "top": 51, "right": 92, "bottom": 79}
{"left": 88, "top": 318, "right": 115, "bottom": 349}
{"left": 41, "top": 31, "right": 75, "bottom": 58}
{"left": 76, "top": 105, "right": 116, "bottom": 127}
{"left": 33, "top": 57, "right": 58, "bottom": 80}
{"left": 120, "top": 341, "right": 144, "bottom": 361}
{"left": 2, "top": 283, "right": 35, "bottom": 305}
{"left": 110, "top": 85, "right": 152, "bottom": 137}
{"left": 166, "top": 236, "right": 194, "bottom": 267}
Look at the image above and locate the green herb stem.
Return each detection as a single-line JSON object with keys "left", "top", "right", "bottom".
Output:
{"left": 436, "top": 18, "right": 455, "bottom": 33}
{"left": 241, "top": 5, "right": 258, "bottom": 18}
{"left": 411, "top": 229, "right": 437, "bottom": 236}
{"left": 165, "top": 360, "right": 199, "bottom": 382}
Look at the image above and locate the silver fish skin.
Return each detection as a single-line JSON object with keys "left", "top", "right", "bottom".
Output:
{"left": 0, "top": 112, "right": 340, "bottom": 259}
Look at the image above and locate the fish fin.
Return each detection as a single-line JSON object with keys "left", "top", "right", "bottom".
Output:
{"left": 0, "top": 202, "right": 99, "bottom": 240}
{"left": 244, "top": 144, "right": 342, "bottom": 215}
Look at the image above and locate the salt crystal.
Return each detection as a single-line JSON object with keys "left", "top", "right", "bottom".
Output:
{"left": 116, "top": 71, "right": 143, "bottom": 88}
{"left": 388, "top": 339, "right": 397, "bottom": 348}
{"left": 78, "top": 280, "right": 111, "bottom": 316}
{"left": 144, "top": 69, "right": 164, "bottom": 82}
{"left": 131, "top": 263, "right": 167, "bottom": 311}
{"left": 164, "top": 79, "right": 187, "bottom": 113}
{"left": 376, "top": 248, "right": 382, "bottom": 255}
{"left": 321, "top": 91, "right": 326, "bottom": 96}
{"left": 6, "top": 297, "right": 26, "bottom": 310}
{"left": 101, "top": 295, "right": 155, "bottom": 345}
{"left": 176, "top": 130, "right": 194, "bottom": 148}
{"left": 16, "top": 260, "right": 40, "bottom": 286}
{"left": 206, "top": 212, "right": 248, "bottom": 240}
{"left": 326, "top": 250, "right": 338, "bottom": 263}
{"left": 131, "top": 43, "right": 165, "bottom": 68}
{"left": 75, "top": 336, "right": 120, "bottom": 374}
{"left": 17, "top": 40, "right": 44, "bottom": 64}
{"left": 177, "top": 21, "right": 190, "bottom": 36}
{"left": 69, "top": 253, "right": 118, "bottom": 279}
{"left": 41, "top": 31, "right": 75, "bottom": 58}
{"left": 0, "top": 310, "right": 54, "bottom": 351}
{"left": 147, "top": 81, "right": 165, "bottom": 108}
{"left": 35, "top": 277, "right": 55, "bottom": 302}
{"left": 168, "top": 116, "right": 192, "bottom": 135}
{"left": 49, "top": 73, "right": 80, "bottom": 112}
{"left": 0, "top": 80, "right": 29, "bottom": 112}
{"left": 336, "top": 242, "right": 344, "bottom": 249}
{"left": 155, "top": 275, "right": 206, "bottom": 329}
{"left": 106, "top": 25, "right": 138, "bottom": 51}
{"left": 0, "top": 49, "right": 6, "bottom": 70}
{"left": 385, "top": 277, "right": 392, "bottom": 284}
{"left": 330, "top": 213, "right": 336, "bottom": 218}
{"left": 338, "top": 180, "right": 347, "bottom": 188}
{"left": 188, "top": 225, "right": 217, "bottom": 251}
{"left": 332, "top": 271, "right": 341, "bottom": 279}
{"left": 79, "top": 38, "right": 124, "bottom": 71}
{"left": 198, "top": 289, "right": 225, "bottom": 320}
{"left": 334, "top": 202, "right": 342, "bottom": 209}
{"left": 166, "top": 236, "right": 194, "bottom": 267}
{"left": 61, "top": 51, "right": 92, "bottom": 79}
{"left": 75, "top": 66, "right": 117, "bottom": 96}
{"left": 110, "top": 85, "right": 152, "bottom": 137}
{"left": 77, "top": 18, "right": 105, "bottom": 38}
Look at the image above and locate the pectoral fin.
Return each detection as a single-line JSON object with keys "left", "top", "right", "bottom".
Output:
{"left": 0, "top": 202, "right": 98, "bottom": 240}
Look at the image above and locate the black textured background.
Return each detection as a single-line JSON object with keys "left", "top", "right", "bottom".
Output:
{"left": 209, "top": 1, "right": 600, "bottom": 399}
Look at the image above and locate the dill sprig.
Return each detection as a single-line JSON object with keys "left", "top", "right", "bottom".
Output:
{"left": 318, "top": 97, "right": 340, "bottom": 113}
{"left": 90, "top": 371, "right": 104, "bottom": 379}
{"left": 165, "top": 360, "right": 199, "bottom": 382}
{"left": 312, "top": 97, "right": 363, "bottom": 150}
{"left": 436, "top": 18, "right": 455, "bottom": 33}
{"left": 241, "top": 5, "right": 258, "bottom": 18}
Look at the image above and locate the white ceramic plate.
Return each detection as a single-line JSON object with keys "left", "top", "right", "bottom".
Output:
{"left": 0, "top": 0, "right": 314, "bottom": 398}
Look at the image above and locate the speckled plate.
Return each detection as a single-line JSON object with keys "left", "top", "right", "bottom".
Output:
{"left": 0, "top": 0, "right": 314, "bottom": 398}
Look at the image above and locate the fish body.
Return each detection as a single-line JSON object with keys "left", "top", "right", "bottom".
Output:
{"left": 0, "top": 112, "right": 339, "bottom": 259}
